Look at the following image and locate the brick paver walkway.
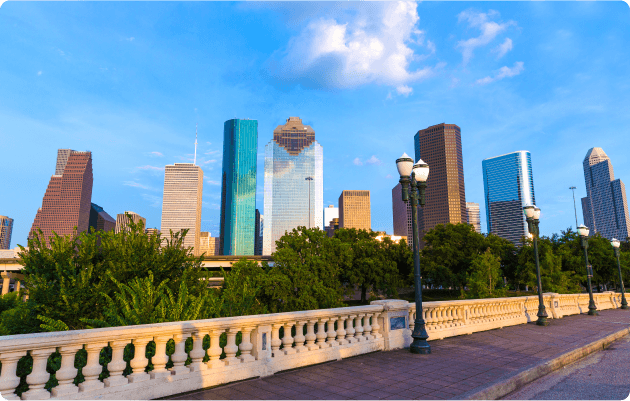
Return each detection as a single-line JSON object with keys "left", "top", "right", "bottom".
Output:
{"left": 168, "top": 309, "right": 630, "bottom": 400}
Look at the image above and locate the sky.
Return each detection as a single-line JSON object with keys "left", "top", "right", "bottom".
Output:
{"left": 1, "top": 1, "right": 630, "bottom": 248}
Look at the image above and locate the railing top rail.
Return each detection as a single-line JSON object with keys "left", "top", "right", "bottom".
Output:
{"left": 0, "top": 303, "right": 383, "bottom": 352}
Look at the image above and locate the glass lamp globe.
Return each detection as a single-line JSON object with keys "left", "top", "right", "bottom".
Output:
{"left": 577, "top": 224, "right": 590, "bottom": 237}
{"left": 413, "top": 159, "right": 430, "bottom": 183}
{"left": 611, "top": 238, "right": 621, "bottom": 249}
{"left": 523, "top": 205, "right": 535, "bottom": 218}
{"left": 533, "top": 207, "right": 541, "bottom": 220}
{"left": 396, "top": 153, "right": 414, "bottom": 177}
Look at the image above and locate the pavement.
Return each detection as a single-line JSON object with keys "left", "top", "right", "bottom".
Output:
{"left": 166, "top": 309, "right": 630, "bottom": 400}
{"left": 503, "top": 334, "right": 630, "bottom": 400}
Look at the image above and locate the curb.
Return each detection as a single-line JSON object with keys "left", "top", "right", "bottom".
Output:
{"left": 458, "top": 325, "right": 630, "bottom": 400}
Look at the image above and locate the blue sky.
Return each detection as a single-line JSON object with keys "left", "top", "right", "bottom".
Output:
{"left": 2, "top": 1, "right": 630, "bottom": 248}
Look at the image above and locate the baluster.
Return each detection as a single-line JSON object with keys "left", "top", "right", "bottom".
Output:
{"left": 282, "top": 322, "right": 296, "bottom": 355}
{"left": 150, "top": 336, "right": 172, "bottom": 379}
{"left": 354, "top": 314, "right": 365, "bottom": 341}
{"left": 408, "top": 309, "right": 415, "bottom": 331}
{"left": 305, "top": 320, "right": 319, "bottom": 351}
{"left": 436, "top": 308, "right": 444, "bottom": 329}
{"left": 336, "top": 316, "right": 348, "bottom": 345}
{"left": 22, "top": 348, "right": 56, "bottom": 400}
{"left": 78, "top": 343, "right": 107, "bottom": 392}
{"left": 189, "top": 331, "right": 208, "bottom": 372}
{"left": 326, "top": 317, "right": 339, "bottom": 347}
{"left": 104, "top": 340, "right": 129, "bottom": 388}
{"left": 270, "top": 324, "right": 283, "bottom": 356}
{"left": 170, "top": 333, "right": 192, "bottom": 374}
{"left": 345, "top": 314, "right": 356, "bottom": 343}
{"left": 363, "top": 314, "right": 373, "bottom": 340}
{"left": 128, "top": 337, "right": 152, "bottom": 383}
{"left": 293, "top": 321, "right": 307, "bottom": 353}
{"left": 446, "top": 307, "right": 453, "bottom": 326}
{"left": 51, "top": 345, "right": 82, "bottom": 396}
{"left": 239, "top": 326, "right": 255, "bottom": 362}
{"left": 371, "top": 312, "right": 382, "bottom": 338}
{"left": 207, "top": 329, "right": 225, "bottom": 369}
{"left": 316, "top": 318, "right": 330, "bottom": 348}
{"left": 223, "top": 329, "right": 241, "bottom": 365}
{"left": 0, "top": 350, "right": 27, "bottom": 400}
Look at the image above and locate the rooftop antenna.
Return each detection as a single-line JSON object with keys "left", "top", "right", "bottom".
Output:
{"left": 194, "top": 123, "right": 198, "bottom": 165}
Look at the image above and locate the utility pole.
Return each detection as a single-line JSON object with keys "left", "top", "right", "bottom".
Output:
{"left": 569, "top": 186, "right": 579, "bottom": 230}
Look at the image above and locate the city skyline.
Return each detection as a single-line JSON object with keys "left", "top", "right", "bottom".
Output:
{"left": 3, "top": 2, "right": 630, "bottom": 245}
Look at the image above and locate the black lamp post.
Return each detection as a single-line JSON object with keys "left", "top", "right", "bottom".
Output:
{"left": 523, "top": 205, "right": 549, "bottom": 326}
{"left": 577, "top": 224, "right": 598, "bottom": 316}
{"left": 611, "top": 238, "right": 628, "bottom": 309}
{"left": 396, "top": 153, "right": 430, "bottom": 354}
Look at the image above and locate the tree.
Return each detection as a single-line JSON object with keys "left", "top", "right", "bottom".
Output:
{"left": 467, "top": 249, "right": 505, "bottom": 299}
{"left": 335, "top": 228, "right": 402, "bottom": 303}
{"left": 220, "top": 258, "right": 266, "bottom": 317}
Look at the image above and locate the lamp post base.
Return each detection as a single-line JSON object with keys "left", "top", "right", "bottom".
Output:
{"left": 536, "top": 318, "right": 549, "bottom": 326}
{"left": 588, "top": 309, "right": 599, "bottom": 316}
{"left": 621, "top": 304, "right": 629, "bottom": 310}
{"left": 410, "top": 339, "right": 431, "bottom": 354}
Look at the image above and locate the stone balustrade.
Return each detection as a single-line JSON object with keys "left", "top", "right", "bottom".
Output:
{"left": 0, "top": 292, "right": 624, "bottom": 400}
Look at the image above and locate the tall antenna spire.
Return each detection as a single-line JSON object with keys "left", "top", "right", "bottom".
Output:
{"left": 194, "top": 123, "right": 198, "bottom": 165}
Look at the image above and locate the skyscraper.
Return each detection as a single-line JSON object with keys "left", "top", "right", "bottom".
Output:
{"left": 414, "top": 123, "right": 467, "bottom": 238}
{"left": 220, "top": 119, "right": 258, "bottom": 255}
{"left": 581, "top": 147, "right": 630, "bottom": 240}
{"left": 0, "top": 216, "right": 13, "bottom": 249}
{"left": 392, "top": 183, "right": 413, "bottom": 247}
{"left": 263, "top": 117, "right": 323, "bottom": 255}
{"left": 466, "top": 202, "right": 481, "bottom": 234}
{"left": 482, "top": 151, "right": 535, "bottom": 245}
{"left": 254, "top": 209, "right": 263, "bottom": 256}
{"left": 115, "top": 211, "right": 147, "bottom": 234}
{"left": 323, "top": 205, "right": 339, "bottom": 229}
{"left": 89, "top": 203, "right": 116, "bottom": 233}
{"left": 199, "top": 232, "right": 220, "bottom": 256}
{"left": 339, "top": 190, "right": 371, "bottom": 230}
{"left": 161, "top": 163, "right": 203, "bottom": 255}
{"left": 30, "top": 149, "right": 93, "bottom": 243}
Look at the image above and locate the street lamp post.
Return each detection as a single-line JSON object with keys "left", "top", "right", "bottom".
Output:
{"left": 611, "top": 238, "right": 628, "bottom": 309}
{"left": 396, "top": 153, "right": 430, "bottom": 354}
{"left": 524, "top": 205, "right": 549, "bottom": 326}
{"left": 305, "top": 177, "right": 313, "bottom": 229}
{"left": 577, "top": 224, "right": 598, "bottom": 316}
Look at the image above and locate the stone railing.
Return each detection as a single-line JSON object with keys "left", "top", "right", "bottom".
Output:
{"left": 0, "top": 292, "right": 624, "bottom": 400}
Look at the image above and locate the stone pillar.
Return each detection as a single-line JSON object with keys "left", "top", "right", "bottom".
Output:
{"left": 370, "top": 300, "right": 412, "bottom": 351}
{"left": 51, "top": 345, "right": 82, "bottom": 397}
{"left": 1, "top": 275, "right": 10, "bottom": 295}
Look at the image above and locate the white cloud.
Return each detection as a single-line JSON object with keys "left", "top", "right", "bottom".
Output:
{"left": 353, "top": 158, "right": 363, "bottom": 166}
{"left": 396, "top": 85, "right": 413, "bottom": 96}
{"left": 494, "top": 38, "right": 513, "bottom": 59}
{"left": 37, "top": 71, "right": 42, "bottom": 76}
{"left": 385, "top": 174, "right": 393, "bottom": 179}
{"left": 203, "top": 159, "right": 217, "bottom": 164}
{"left": 142, "top": 194, "right": 161, "bottom": 208}
{"left": 135, "top": 165, "right": 164, "bottom": 171}
{"left": 456, "top": 9, "right": 515, "bottom": 65}
{"left": 476, "top": 61, "right": 524, "bottom": 85}
{"left": 150, "top": 151, "right": 163, "bottom": 157}
{"left": 124, "top": 181, "right": 150, "bottom": 190}
{"left": 207, "top": 180, "right": 220, "bottom": 186}
{"left": 365, "top": 155, "right": 382, "bottom": 165}
{"left": 266, "top": 1, "right": 438, "bottom": 92}
{"left": 125, "top": 37, "right": 135, "bottom": 42}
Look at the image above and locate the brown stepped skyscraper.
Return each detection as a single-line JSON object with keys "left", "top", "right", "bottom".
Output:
{"left": 414, "top": 123, "right": 466, "bottom": 243}
{"left": 30, "top": 149, "right": 93, "bottom": 243}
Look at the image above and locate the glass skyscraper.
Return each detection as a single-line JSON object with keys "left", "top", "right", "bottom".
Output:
{"left": 220, "top": 119, "right": 258, "bottom": 255}
{"left": 263, "top": 117, "right": 323, "bottom": 255}
{"left": 482, "top": 151, "right": 535, "bottom": 245}
{"left": 581, "top": 147, "right": 630, "bottom": 240}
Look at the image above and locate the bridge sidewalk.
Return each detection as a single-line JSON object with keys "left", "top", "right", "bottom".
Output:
{"left": 167, "top": 309, "right": 630, "bottom": 400}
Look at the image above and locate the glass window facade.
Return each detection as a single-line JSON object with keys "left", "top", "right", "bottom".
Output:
{"left": 482, "top": 151, "right": 535, "bottom": 245}
{"left": 220, "top": 119, "right": 258, "bottom": 255}
{"left": 263, "top": 117, "right": 323, "bottom": 255}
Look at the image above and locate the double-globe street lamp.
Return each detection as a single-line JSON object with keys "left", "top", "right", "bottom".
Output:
{"left": 577, "top": 224, "right": 598, "bottom": 316}
{"left": 523, "top": 205, "right": 549, "bottom": 326}
{"left": 396, "top": 153, "right": 431, "bottom": 354}
{"left": 611, "top": 238, "right": 628, "bottom": 309}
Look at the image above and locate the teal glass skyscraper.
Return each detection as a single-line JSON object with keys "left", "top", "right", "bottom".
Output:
{"left": 482, "top": 151, "right": 535, "bottom": 245}
{"left": 220, "top": 119, "right": 258, "bottom": 255}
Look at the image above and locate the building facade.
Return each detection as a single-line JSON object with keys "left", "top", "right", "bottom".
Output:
{"left": 482, "top": 151, "right": 535, "bottom": 245}
{"left": 0, "top": 216, "right": 13, "bottom": 249}
{"left": 323, "top": 205, "right": 339, "bottom": 229}
{"left": 254, "top": 209, "right": 263, "bottom": 256}
{"left": 89, "top": 203, "right": 116, "bottom": 233}
{"left": 392, "top": 183, "right": 413, "bottom": 247}
{"left": 581, "top": 147, "right": 630, "bottom": 240}
{"left": 199, "top": 232, "right": 220, "bottom": 256}
{"left": 339, "top": 190, "right": 371, "bottom": 231}
{"left": 466, "top": 202, "right": 482, "bottom": 234}
{"left": 161, "top": 163, "right": 203, "bottom": 255}
{"left": 145, "top": 228, "right": 161, "bottom": 237}
{"left": 115, "top": 211, "right": 147, "bottom": 234}
{"left": 220, "top": 119, "right": 258, "bottom": 255}
{"left": 414, "top": 123, "right": 467, "bottom": 240}
{"left": 263, "top": 117, "right": 323, "bottom": 255}
{"left": 30, "top": 149, "right": 93, "bottom": 243}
